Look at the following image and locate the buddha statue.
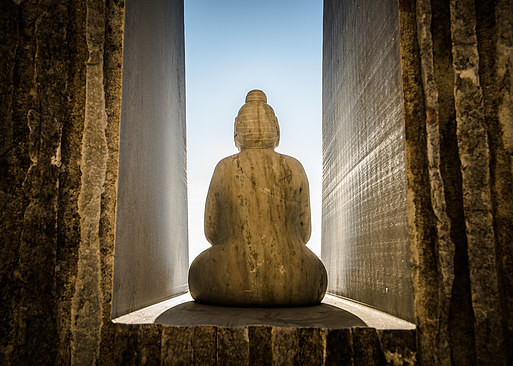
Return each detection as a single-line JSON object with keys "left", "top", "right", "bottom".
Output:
{"left": 188, "top": 90, "right": 327, "bottom": 306}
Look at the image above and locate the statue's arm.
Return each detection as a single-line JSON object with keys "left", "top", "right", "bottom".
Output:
{"left": 297, "top": 163, "right": 312, "bottom": 244}
{"left": 204, "top": 162, "right": 225, "bottom": 246}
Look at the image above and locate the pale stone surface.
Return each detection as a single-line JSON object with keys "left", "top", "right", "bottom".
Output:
{"left": 112, "top": 0, "right": 188, "bottom": 318}
{"left": 188, "top": 90, "right": 327, "bottom": 306}
{"left": 322, "top": 0, "right": 413, "bottom": 322}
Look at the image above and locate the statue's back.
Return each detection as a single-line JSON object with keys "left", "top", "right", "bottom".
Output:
{"left": 188, "top": 90, "right": 327, "bottom": 306}
{"left": 205, "top": 149, "right": 311, "bottom": 248}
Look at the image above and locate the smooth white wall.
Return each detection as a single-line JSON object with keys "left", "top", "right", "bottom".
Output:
{"left": 113, "top": 0, "right": 188, "bottom": 318}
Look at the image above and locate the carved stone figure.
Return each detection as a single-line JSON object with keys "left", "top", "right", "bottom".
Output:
{"left": 188, "top": 90, "right": 327, "bottom": 306}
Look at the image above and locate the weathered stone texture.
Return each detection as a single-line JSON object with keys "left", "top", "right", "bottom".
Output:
{"left": 98, "top": 0, "right": 125, "bottom": 362}
{"left": 70, "top": 0, "right": 108, "bottom": 364}
{"left": 4, "top": 0, "right": 511, "bottom": 364}
{"left": 398, "top": 0, "right": 513, "bottom": 364}
{"left": 105, "top": 325, "right": 415, "bottom": 366}
{"left": 0, "top": 1, "right": 84, "bottom": 365}
{"left": 161, "top": 325, "right": 218, "bottom": 365}
{"left": 217, "top": 327, "right": 250, "bottom": 365}
{"left": 0, "top": 0, "right": 125, "bottom": 364}
{"left": 249, "top": 326, "right": 272, "bottom": 365}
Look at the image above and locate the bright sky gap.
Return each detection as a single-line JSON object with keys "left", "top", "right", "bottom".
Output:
{"left": 185, "top": 0, "right": 323, "bottom": 263}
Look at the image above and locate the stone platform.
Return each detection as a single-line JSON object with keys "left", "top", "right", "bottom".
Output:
{"left": 113, "top": 293, "right": 414, "bottom": 330}
{"left": 155, "top": 301, "right": 366, "bottom": 328}
{"left": 109, "top": 293, "right": 416, "bottom": 364}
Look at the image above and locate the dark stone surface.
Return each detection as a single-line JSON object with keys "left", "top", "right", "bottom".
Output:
{"left": 296, "top": 328, "right": 325, "bottom": 365}
{"left": 0, "top": 1, "right": 86, "bottom": 364}
{"left": 99, "top": 324, "right": 415, "bottom": 366}
{"left": 217, "top": 327, "right": 250, "bottom": 365}
{"left": 161, "top": 325, "right": 217, "bottom": 365}
{"left": 352, "top": 328, "right": 386, "bottom": 365}
{"left": 378, "top": 329, "right": 417, "bottom": 365}
{"left": 397, "top": 0, "right": 513, "bottom": 364}
{"left": 155, "top": 301, "right": 366, "bottom": 328}
{"left": 326, "top": 329, "right": 354, "bottom": 365}
{"left": 249, "top": 326, "right": 272, "bottom": 365}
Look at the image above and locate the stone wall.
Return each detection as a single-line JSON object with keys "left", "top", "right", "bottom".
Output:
{"left": 0, "top": 0, "right": 110, "bottom": 363}
{"left": 2, "top": 0, "right": 511, "bottom": 365}
{"left": 398, "top": 0, "right": 513, "bottom": 364}
{"left": 112, "top": 0, "right": 188, "bottom": 319}
{"left": 99, "top": 325, "right": 415, "bottom": 365}
{"left": 0, "top": 1, "right": 416, "bottom": 364}
{"left": 0, "top": 0, "right": 125, "bottom": 363}
{"left": 322, "top": 0, "right": 414, "bottom": 322}
{"left": 323, "top": 0, "right": 513, "bottom": 364}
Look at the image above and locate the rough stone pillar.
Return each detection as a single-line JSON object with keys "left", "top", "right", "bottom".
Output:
{"left": 0, "top": 1, "right": 107, "bottom": 364}
{"left": 2, "top": 0, "right": 138, "bottom": 363}
{"left": 398, "top": 0, "right": 513, "bottom": 364}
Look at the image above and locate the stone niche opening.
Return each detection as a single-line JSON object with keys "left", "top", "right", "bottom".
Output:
{"left": 112, "top": 0, "right": 415, "bottom": 327}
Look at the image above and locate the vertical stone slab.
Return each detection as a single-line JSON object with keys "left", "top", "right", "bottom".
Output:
{"left": 325, "top": 329, "right": 353, "bottom": 365}
{"left": 112, "top": 0, "right": 188, "bottom": 317}
{"left": 0, "top": 1, "right": 89, "bottom": 364}
{"left": 398, "top": 0, "right": 513, "bottom": 364}
{"left": 351, "top": 328, "right": 386, "bottom": 365}
{"left": 0, "top": 3, "right": 26, "bottom": 364}
{"left": 414, "top": 1, "right": 455, "bottom": 363}
{"left": 105, "top": 324, "right": 162, "bottom": 366}
{"left": 160, "top": 326, "right": 217, "bottom": 365}
{"left": 322, "top": 0, "right": 413, "bottom": 321}
{"left": 449, "top": 0, "right": 504, "bottom": 363}
{"left": 492, "top": 0, "right": 513, "bottom": 360}
{"left": 296, "top": 328, "right": 326, "bottom": 365}
{"left": 217, "top": 327, "right": 250, "bottom": 366}
{"left": 99, "top": 0, "right": 125, "bottom": 360}
{"left": 377, "top": 329, "right": 416, "bottom": 366}
{"left": 135, "top": 325, "right": 163, "bottom": 366}
{"left": 249, "top": 326, "right": 272, "bottom": 365}
{"left": 192, "top": 326, "right": 218, "bottom": 364}
{"left": 161, "top": 326, "right": 194, "bottom": 365}
{"left": 271, "top": 327, "right": 298, "bottom": 365}
{"left": 70, "top": 1, "right": 108, "bottom": 364}
{"left": 110, "top": 324, "right": 139, "bottom": 365}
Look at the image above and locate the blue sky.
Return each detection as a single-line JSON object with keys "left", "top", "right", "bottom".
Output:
{"left": 185, "top": 0, "right": 323, "bottom": 262}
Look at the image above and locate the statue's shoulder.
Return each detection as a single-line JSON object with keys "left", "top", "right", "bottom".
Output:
{"left": 277, "top": 152, "right": 305, "bottom": 170}
{"left": 214, "top": 153, "right": 239, "bottom": 171}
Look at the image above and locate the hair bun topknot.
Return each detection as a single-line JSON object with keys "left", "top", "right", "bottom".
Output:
{"left": 245, "top": 89, "right": 267, "bottom": 103}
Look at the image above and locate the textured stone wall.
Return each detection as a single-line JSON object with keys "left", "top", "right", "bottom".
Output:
{"left": 112, "top": 0, "right": 188, "bottom": 318}
{"left": 1, "top": 1, "right": 412, "bottom": 365}
{"left": 0, "top": 0, "right": 124, "bottom": 364}
{"left": 3, "top": 0, "right": 511, "bottom": 364}
{"left": 322, "top": 0, "right": 414, "bottom": 322}
{"left": 398, "top": 0, "right": 513, "bottom": 364}
{"left": 100, "top": 324, "right": 415, "bottom": 365}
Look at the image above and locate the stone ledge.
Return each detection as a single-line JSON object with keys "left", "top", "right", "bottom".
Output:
{"left": 109, "top": 293, "right": 416, "bottom": 365}
{"left": 113, "top": 292, "right": 415, "bottom": 330}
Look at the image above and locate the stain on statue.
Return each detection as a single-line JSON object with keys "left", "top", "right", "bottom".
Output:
{"left": 188, "top": 90, "right": 327, "bottom": 306}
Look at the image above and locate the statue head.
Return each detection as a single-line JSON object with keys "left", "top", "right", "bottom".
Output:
{"left": 234, "top": 90, "right": 280, "bottom": 150}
